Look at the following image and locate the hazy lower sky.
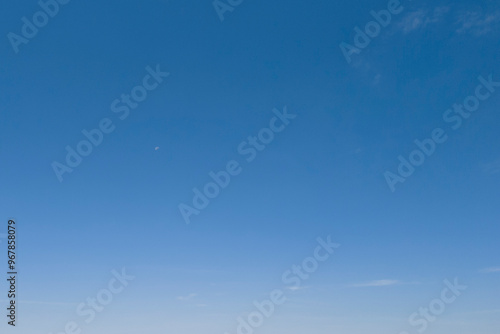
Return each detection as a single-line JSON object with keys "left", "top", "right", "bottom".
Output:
{"left": 1, "top": 0, "right": 499, "bottom": 333}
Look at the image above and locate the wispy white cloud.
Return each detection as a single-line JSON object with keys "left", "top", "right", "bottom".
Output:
{"left": 477, "top": 309, "right": 500, "bottom": 314}
{"left": 400, "top": 10, "right": 427, "bottom": 33}
{"left": 285, "top": 285, "right": 310, "bottom": 292}
{"left": 480, "top": 267, "right": 500, "bottom": 274}
{"left": 481, "top": 160, "right": 500, "bottom": 175}
{"left": 398, "top": 7, "right": 499, "bottom": 36}
{"left": 177, "top": 293, "right": 197, "bottom": 301}
{"left": 433, "top": 6, "right": 451, "bottom": 18}
{"left": 462, "top": 309, "right": 500, "bottom": 315}
{"left": 456, "top": 11, "right": 500, "bottom": 36}
{"left": 0, "top": 300, "right": 76, "bottom": 306}
{"left": 349, "top": 279, "right": 400, "bottom": 287}
{"left": 399, "top": 7, "right": 450, "bottom": 34}
{"left": 195, "top": 303, "right": 208, "bottom": 307}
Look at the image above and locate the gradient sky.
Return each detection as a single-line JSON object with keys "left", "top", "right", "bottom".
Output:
{"left": 1, "top": 0, "right": 499, "bottom": 333}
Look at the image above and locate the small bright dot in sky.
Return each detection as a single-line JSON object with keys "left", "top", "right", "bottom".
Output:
{"left": 155, "top": 147, "right": 160, "bottom": 151}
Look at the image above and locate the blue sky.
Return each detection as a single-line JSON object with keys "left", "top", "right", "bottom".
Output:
{"left": 0, "top": 0, "right": 499, "bottom": 333}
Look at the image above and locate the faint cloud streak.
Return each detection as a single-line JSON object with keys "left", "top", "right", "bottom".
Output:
{"left": 349, "top": 279, "right": 400, "bottom": 287}
{"left": 456, "top": 11, "right": 500, "bottom": 36}
{"left": 399, "top": 7, "right": 449, "bottom": 34}
{"left": 481, "top": 160, "right": 500, "bottom": 175}
{"left": 177, "top": 293, "right": 197, "bottom": 301}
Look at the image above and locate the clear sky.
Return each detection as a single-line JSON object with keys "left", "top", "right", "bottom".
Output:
{"left": 0, "top": 0, "right": 499, "bottom": 333}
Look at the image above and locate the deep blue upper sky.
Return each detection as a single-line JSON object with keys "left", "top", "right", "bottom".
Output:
{"left": 0, "top": 0, "right": 499, "bottom": 333}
